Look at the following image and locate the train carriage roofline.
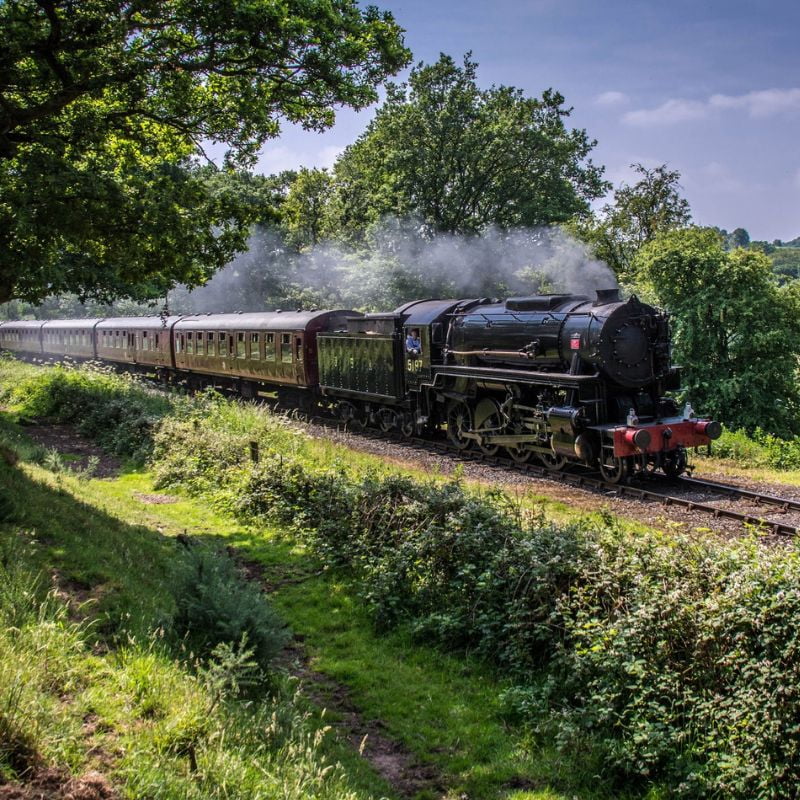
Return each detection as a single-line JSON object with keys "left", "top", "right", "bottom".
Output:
{"left": 172, "top": 310, "right": 360, "bottom": 332}
{"left": 2, "top": 320, "right": 47, "bottom": 329}
{"left": 95, "top": 316, "right": 184, "bottom": 331}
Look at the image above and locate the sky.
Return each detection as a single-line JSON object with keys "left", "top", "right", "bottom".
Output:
{"left": 252, "top": 0, "right": 800, "bottom": 242}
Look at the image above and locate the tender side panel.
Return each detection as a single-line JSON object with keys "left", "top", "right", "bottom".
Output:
{"left": 318, "top": 334, "right": 404, "bottom": 401}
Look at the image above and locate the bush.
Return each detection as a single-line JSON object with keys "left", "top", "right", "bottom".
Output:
{"left": 170, "top": 546, "right": 289, "bottom": 671}
{"left": 712, "top": 427, "right": 800, "bottom": 470}
{"left": 7, "top": 364, "right": 173, "bottom": 462}
{"left": 190, "top": 449, "right": 800, "bottom": 797}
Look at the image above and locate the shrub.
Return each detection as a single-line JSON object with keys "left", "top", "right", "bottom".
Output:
{"left": 712, "top": 427, "right": 800, "bottom": 470}
{"left": 169, "top": 546, "right": 289, "bottom": 671}
{"left": 8, "top": 364, "right": 173, "bottom": 462}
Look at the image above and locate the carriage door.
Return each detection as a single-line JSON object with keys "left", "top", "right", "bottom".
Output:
{"left": 126, "top": 330, "right": 136, "bottom": 362}
{"left": 294, "top": 334, "right": 305, "bottom": 383}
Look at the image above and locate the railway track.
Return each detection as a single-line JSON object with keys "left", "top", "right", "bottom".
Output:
{"left": 304, "top": 414, "right": 800, "bottom": 537}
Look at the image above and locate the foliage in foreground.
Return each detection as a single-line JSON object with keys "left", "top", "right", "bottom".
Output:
{"left": 150, "top": 396, "right": 800, "bottom": 797}
{"left": 7, "top": 359, "right": 800, "bottom": 797}
{"left": 0, "top": 543, "right": 363, "bottom": 799}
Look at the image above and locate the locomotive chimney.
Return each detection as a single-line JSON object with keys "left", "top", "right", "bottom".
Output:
{"left": 594, "top": 288, "right": 620, "bottom": 306}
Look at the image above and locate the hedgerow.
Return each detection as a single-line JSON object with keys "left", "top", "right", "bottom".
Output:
{"left": 155, "top": 423, "right": 800, "bottom": 796}
{"left": 7, "top": 359, "right": 800, "bottom": 796}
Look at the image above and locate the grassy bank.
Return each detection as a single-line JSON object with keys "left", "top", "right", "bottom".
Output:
{"left": 0, "top": 462, "right": 397, "bottom": 799}
{"left": 4, "top": 358, "right": 800, "bottom": 798}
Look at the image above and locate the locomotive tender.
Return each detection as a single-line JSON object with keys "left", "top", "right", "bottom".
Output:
{"left": 0, "top": 288, "right": 721, "bottom": 482}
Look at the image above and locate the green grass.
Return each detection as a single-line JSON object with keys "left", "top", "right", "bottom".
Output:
{"left": 0, "top": 442, "right": 397, "bottom": 798}
{"left": 0, "top": 400, "right": 625, "bottom": 799}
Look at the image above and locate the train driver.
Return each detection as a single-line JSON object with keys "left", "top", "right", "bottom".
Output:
{"left": 405, "top": 328, "right": 422, "bottom": 356}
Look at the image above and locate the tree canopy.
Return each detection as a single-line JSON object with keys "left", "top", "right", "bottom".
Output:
{"left": 323, "top": 54, "right": 608, "bottom": 242}
{"left": 0, "top": 0, "right": 410, "bottom": 304}
{"left": 635, "top": 227, "right": 800, "bottom": 436}
{"left": 577, "top": 163, "right": 691, "bottom": 279}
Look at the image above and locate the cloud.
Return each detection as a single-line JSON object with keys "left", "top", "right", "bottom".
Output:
{"left": 594, "top": 90, "right": 629, "bottom": 107}
{"left": 623, "top": 98, "right": 709, "bottom": 126}
{"left": 709, "top": 88, "right": 800, "bottom": 117}
{"left": 698, "top": 162, "right": 744, "bottom": 193}
{"left": 623, "top": 87, "right": 800, "bottom": 127}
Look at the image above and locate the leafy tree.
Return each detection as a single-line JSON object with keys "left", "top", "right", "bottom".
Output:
{"left": 282, "top": 167, "right": 334, "bottom": 250}
{"left": 727, "top": 227, "right": 750, "bottom": 249}
{"left": 579, "top": 163, "right": 691, "bottom": 278}
{"left": 636, "top": 227, "right": 800, "bottom": 436}
{"left": 325, "top": 53, "right": 608, "bottom": 241}
{"left": 0, "top": 0, "right": 410, "bottom": 305}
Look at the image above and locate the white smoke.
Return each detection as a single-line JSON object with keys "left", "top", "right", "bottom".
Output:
{"left": 172, "top": 219, "right": 618, "bottom": 313}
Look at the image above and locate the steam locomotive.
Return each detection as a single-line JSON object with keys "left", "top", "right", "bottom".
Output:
{"left": 0, "top": 288, "right": 721, "bottom": 482}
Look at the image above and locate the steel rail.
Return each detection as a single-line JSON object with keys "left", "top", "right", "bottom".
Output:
{"left": 676, "top": 476, "right": 800, "bottom": 513}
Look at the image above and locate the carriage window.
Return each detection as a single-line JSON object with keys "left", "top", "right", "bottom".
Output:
{"left": 217, "top": 331, "right": 227, "bottom": 356}
{"left": 281, "top": 333, "right": 292, "bottom": 363}
{"left": 187, "top": 332, "right": 195, "bottom": 354}
{"left": 237, "top": 332, "right": 246, "bottom": 358}
{"left": 265, "top": 333, "right": 275, "bottom": 361}
{"left": 196, "top": 331, "right": 205, "bottom": 355}
{"left": 250, "top": 332, "right": 260, "bottom": 359}
{"left": 142, "top": 332, "right": 149, "bottom": 350}
{"left": 295, "top": 337, "right": 303, "bottom": 362}
{"left": 207, "top": 332, "right": 215, "bottom": 355}
{"left": 176, "top": 334, "right": 183, "bottom": 353}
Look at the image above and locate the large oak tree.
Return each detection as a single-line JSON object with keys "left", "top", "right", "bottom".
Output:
{"left": 0, "top": 0, "right": 409, "bottom": 304}
{"left": 325, "top": 54, "right": 608, "bottom": 242}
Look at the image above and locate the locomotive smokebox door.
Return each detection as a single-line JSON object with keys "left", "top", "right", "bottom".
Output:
{"left": 404, "top": 326, "right": 431, "bottom": 387}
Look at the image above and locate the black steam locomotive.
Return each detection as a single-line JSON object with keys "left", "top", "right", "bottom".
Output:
{"left": 0, "top": 288, "right": 720, "bottom": 482}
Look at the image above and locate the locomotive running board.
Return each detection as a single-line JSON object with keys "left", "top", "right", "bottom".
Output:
{"left": 431, "top": 366, "right": 600, "bottom": 387}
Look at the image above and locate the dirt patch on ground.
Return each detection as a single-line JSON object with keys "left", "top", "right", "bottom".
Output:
{"left": 50, "top": 574, "right": 107, "bottom": 621}
{"left": 133, "top": 492, "right": 178, "bottom": 505}
{"left": 0, "top": 768, "right": 118, "bottom": 800}
{"left": 23, "top": 423, "right": 121, "bottom": 478}
{"left": 279, "top": 639, "right": 445, "bottom": 798}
